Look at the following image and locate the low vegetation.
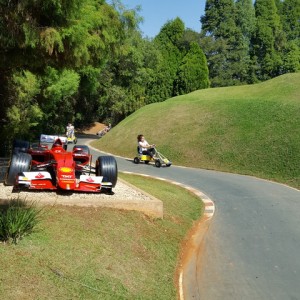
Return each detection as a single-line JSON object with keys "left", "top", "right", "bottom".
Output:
{"left": 0, "top": 174, "right": 203, "bottom": 299}
{"left": 92, "top": 73, "right": 300, "bottom": 189}
{"left": 0, "top": 199, "right": 43, "bottom": 244}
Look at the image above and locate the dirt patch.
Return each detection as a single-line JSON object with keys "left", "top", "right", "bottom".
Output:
{"left": 77, "top": 122, "right": 106, "bottom": 135}
{"left": 176, "top": 216, "right": 211, "bottom": 299}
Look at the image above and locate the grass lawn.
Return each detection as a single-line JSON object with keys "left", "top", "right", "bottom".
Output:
{"left": 92, "top": 73, "right": 300, "bottom": 189}
{"left": 0, "top": 173, "right": 203, "bottom": 299}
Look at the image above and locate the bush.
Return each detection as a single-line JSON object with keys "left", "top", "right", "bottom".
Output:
{"left": 0, "top": 199, "right": 43, "bottom": 244}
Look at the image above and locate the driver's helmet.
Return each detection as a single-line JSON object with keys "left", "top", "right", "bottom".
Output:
{"left": 52, "top": 138, "right": 63, "bottom": 148}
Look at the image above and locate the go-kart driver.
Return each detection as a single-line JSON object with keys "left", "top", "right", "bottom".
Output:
{"left": 66, "top": 123, "right": 75, "bottom": 138}
{"left": 137, "top": 134, "right": 156, "bottom": 158}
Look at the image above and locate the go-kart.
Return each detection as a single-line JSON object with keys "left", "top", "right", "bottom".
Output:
{"left": 66, "top": 130, "right": 77, "bottom": 144}
{"left": 133, "top": 147, "right": 171, "bottom": 168}
{"left": 5, "top": 134, "right": 117, "bottom": 193}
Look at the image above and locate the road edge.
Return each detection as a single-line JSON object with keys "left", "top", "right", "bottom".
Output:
{"left": 121, "top": 171, "right": 215, "bottom": 300}
{"left": 87, "top": 140, "right": 216, "bottom": 298}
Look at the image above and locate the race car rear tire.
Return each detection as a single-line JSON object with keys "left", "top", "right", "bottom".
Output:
{"left": 96, "top": 156, "right": 118, "bottom": 188}
{"left": 5, "top": 153, "right": 32, "bottom": 186}
{"left": 73, "top": 145, "right": 90, "bottom": 155}
{"left": 13, "top": 139, "right": 30, "bottom": 154}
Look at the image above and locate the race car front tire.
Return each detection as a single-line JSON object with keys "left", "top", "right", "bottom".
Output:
{"left": 96, "top": 156, "right": 118, "bottom": 188}
{"left": 5, "top": 153, "right": 32, "bottom": 186}
{"left": 13, "top": 139, "right": 30, "bottom": 154}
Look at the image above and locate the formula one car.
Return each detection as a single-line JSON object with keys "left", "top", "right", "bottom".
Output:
{"left": 5, "top": 135, "right": 117, "bottom": 193}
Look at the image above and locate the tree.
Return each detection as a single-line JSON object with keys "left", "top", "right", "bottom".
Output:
{"left": 5, "top": 71, "right": 43, "bottom": 139}
{"left": 280, "top": 0, "right": 300, "bottom": 44}
{"left": 174, "top": 42, "right": 210, "bottom": 95}
{"left": 251, "top": 0, "right": 284, "bottom": 80}
{"left": 236, "top": 0, "right": 256, "bottom": 41}
{"left": 41, "top": 67, "right": 80, "bottom": 133}
{"left": 200, "top": 0, "right": 250, "bottom": 86}
{"left": 154, "top": 18, "right": 185, "bottom": 98}
{"left": 0, "top": 0, "right": 126, "bottom": 138}
{"left": 279, "top": 0, "right": 300, "bottom": 73}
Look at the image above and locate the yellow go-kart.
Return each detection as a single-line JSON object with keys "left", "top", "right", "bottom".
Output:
{"left": 133, "top": 147, "right": 171, "bottom": 168}
{"left": 66, "top": 131, "right": 77, "bottom": 144}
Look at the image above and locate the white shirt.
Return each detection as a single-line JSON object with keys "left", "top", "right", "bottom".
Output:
{"left": 138, "top": 140, "right": 150, "bottom": 151}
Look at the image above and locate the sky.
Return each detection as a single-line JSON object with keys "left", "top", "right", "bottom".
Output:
{"left": 119, "top": 0, "right": 206, "bottom": 38}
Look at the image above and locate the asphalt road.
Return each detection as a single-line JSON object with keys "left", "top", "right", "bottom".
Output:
{"left": 78, "top": 137, "right": 300, "bottom": 300}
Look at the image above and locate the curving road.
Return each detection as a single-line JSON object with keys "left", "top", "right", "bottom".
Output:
{"left": 78, "top": 137, "right": 300, "bottom": 300}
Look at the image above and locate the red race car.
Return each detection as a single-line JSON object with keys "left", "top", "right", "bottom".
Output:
{"left": 5, "top": 135, "right": 117, "bottom": 193}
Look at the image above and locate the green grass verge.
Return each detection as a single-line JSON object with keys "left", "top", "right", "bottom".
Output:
{"left": 92, "top": 73, "right": 300, "bottom": 189}
{"left": 0, "top": 173, "right": 203, "bottom": 299}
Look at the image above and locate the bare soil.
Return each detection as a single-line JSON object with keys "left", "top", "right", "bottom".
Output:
{"left": 77, "top": 122, "right": 107, "bottom": 135}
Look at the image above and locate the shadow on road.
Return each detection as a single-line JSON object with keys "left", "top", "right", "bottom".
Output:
{"left": 76, "top": 133, "right": 100, "bottom": 140}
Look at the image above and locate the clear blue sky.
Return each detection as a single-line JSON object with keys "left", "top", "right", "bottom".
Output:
{"left": 119, "top": 0, "right": 206, "bottom": 38}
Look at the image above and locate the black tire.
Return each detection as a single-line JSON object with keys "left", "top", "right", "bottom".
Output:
{"left": 13, "top": 139, "right": 30, "bottom": 154}
{"left": 144, "top": 160, "right": 150, "bottom": 164}
{"left": 96, "top": 156, "right": 118, "bottom": 187}
{"left": 155, "top": 160, "right": 161, "bottom": 168}
{"left": 73, "top": 145, "right": 90, "bottom": 155}
{"left": 133, "top": 157, "right": 140, "bottom": 164}
{"left": 5, "top": 153, "right": 32, "bottom": 186}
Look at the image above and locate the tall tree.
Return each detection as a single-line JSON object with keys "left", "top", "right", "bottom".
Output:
{"left": 251, "top": 0, "right": 284, "bottom": 80}
{"left": 279, "top": 0, "right": 300, "bottom": 73}
{"left": 174, "top": 42, "right": 210, "bottom": 95}
{"left": 154, "top": 17, "right": 185, "bottom": 98}
{"left": 280, "top": 0, "right": 300, "bottom": 43}
{"left": 236, "top": 0, "right": 256, "bottom": 43}
{"left": 200, "top": 0, "right": 250, "bottom": 86}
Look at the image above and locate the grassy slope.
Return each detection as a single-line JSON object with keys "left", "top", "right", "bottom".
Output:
{"left": 0, "top": 174, "right": 203, "bottom": 299}
{"left": 92, "top": 73, "right": 300, "bottom": 189}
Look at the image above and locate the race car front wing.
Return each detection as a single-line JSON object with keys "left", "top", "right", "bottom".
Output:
{"left": 17, "top": 172, "right": 112, "bottom": 192}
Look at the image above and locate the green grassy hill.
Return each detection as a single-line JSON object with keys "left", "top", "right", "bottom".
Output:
{"left": 92, "top": 73, "right": 300, "bottom": 189}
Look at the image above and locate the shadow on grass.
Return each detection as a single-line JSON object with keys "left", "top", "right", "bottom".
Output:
{"left": 0, "top": 198, "right": 28, "bottom": 213}
{"left": 75, "top": 133, "right": 100, "bottom": 140}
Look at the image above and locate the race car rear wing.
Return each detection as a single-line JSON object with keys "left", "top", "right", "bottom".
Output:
{"left": 40, "top": 134, "right": 67, "bottom": 144}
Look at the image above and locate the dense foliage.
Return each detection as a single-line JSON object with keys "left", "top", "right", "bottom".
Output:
{"left": 200, "top": 0, "right": 300, "bottom": 86}
{"left": 0, "top": 0, "right": 298, "bottom": 141}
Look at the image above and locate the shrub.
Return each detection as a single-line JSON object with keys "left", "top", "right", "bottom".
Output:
{"left": 0, "top": 199, "right": 43, "bottom": 244}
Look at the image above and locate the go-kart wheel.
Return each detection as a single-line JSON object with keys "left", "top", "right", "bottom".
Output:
{"left": 5, "top": 153, "right": 31, "bottom": 186}
{"left": 133, "top": 157, "right": 140, "bottom": 164}
{"left": 74, "top": 138, "right": 77, "bottom": 144}
{"left": 13, "top": 139, "right": 30, "bottom": 154}
{"left": 155, "top": 160, "right": 161, "bottom": 168}
{"left": 166, "top": 163, "right": 171, "bottom": 167}
{"left": 144, "top": 160, "right": 150, "bottom": 164}
{"left": 96, "top": 156, "right": 118, "bottom": 188}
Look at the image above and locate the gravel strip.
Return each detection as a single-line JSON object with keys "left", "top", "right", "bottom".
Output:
{"left": 0, "top": 179, "right": 154, "bottom": 205}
